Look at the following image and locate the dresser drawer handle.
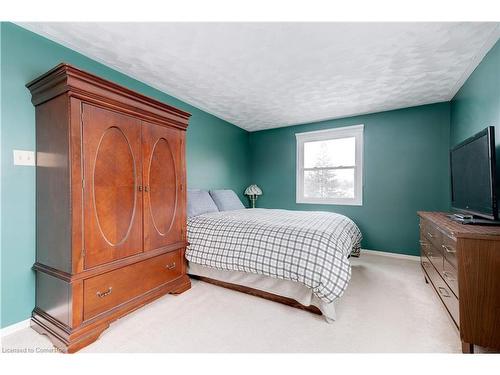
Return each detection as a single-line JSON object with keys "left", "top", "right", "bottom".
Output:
{"left": 420, "top": 242, "right": 432, "bottom": 255}
{"left": 443, "top": 271, "right": 456, "bottom": 281}
{"left": 96, "top": 287, "right": 113, "bottom": 298}
{"left": 427, "top": 232, "right": 434, "bottom": 238}
{"left": 438, "top": 286, "right": 450, "bottom": 298}
{"left": 442, "top": 244, "right": 456, "bottom": 253}
{"left": 165, "top": 262, "right": 176, "bottom": 270}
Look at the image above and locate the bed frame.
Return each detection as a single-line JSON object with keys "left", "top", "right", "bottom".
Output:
{"left": 190, "top": 275, "right": 322, "bottom": 315}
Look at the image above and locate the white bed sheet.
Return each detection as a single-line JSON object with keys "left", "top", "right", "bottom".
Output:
{"left": 188, "top": 262, "right": 336, "bottom": 322}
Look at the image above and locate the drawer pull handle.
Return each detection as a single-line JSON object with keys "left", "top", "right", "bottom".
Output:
{"left": 438, "top": 286, "right": 450, "bottom": 298}
{"left": 165, "top": 262, "right": 176, "bottom": 270}
{"left": 427, "top": 232, "right": 434, "bottom": 238}
{"left": 443, "top": 271, "right": 456, "bottom": 281}
{"left": 420, "top": 244, "right": 432, "bottom": 255}
{"left": 442, "top": 244, "right": 456, "bottom": 254}
{"left": 96, "top": 287, "right": 113, "bottom": 298}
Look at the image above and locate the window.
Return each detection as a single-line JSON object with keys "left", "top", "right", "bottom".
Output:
{"left": 296, "top": 124, "right": 363, "bottom": 205}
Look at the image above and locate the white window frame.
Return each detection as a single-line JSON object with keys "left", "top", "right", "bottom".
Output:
{"left": 296, "top": 124, "right": 364, "bottom": 206}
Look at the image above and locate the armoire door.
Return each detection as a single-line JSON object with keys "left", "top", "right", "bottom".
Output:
{"left": 82, "top": 104, "right": 143, "bottom": 268}
{"left": 142, "top": 121, "right": 185, "bottom": 251}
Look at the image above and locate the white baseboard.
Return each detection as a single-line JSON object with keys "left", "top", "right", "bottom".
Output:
{"left": 1, "top": 318, "right": 31, "bottom": 337}
{"left": 362, "top": 249, "right": 420, "bottom": 262}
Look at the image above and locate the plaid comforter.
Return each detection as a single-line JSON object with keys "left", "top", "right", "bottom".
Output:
{"left": 186, "top": 208, "right": 362, "bottom": 303}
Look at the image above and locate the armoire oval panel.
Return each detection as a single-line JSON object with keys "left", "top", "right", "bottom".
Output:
{"left": 93, "top": 126, "right": 137, "bottom": 246}
{"left": 142, "top": 121, "right": 184, "bottom": 252}
{"left": 148, "top": 137, "right": 177, "bottom": 235}
{"left": 82, "top": 103, "right": 144, "bottom": 269}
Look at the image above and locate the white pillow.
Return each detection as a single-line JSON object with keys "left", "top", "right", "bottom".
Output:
{"left": 187, "top": 190, "right": 219, "bottom": 218}
{"left": 209, "top": 189, "right": 245, "bottom": 211}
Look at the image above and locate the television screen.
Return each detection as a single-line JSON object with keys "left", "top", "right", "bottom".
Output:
{"left": 451, "top": 126, "right": 497, "bottom": 220}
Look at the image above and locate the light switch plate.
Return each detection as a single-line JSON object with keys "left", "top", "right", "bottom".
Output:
{"left": 13, "top": 150, "right": 35, "bottom": 166}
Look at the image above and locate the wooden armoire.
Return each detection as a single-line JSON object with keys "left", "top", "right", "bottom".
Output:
{"left": 27, "top": 64, "right": 191, "bottom": 353}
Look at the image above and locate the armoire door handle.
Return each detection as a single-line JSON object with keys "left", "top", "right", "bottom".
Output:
{"left": 138, "top": 185, "right": 143, "bottom": 192}
{"left": 144, "top": 186, "right": 150, "bottom": 192}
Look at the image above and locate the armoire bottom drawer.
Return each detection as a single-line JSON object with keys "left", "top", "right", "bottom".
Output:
{"left": 83, "top": 250, "right": 182, "bottom": 321}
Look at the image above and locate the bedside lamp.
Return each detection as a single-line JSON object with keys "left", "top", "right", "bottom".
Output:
{"left": 244, "top": 184, "right": 262, "bottom": 208}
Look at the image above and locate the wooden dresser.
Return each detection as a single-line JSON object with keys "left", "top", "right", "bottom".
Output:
{"left": 28, "top": 64, "right": 191, "bottom": 352}
{"left": 418, "top": 212, "right": 500, "bottom": 353}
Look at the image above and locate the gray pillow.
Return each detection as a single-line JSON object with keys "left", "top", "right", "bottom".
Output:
{"left": 209, "top": 189, "right": 245, "bottom": 211}
{"left": 187, "top": 190, "right": 219, "bottom": 218}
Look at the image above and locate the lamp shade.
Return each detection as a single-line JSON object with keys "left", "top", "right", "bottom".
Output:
{"left": 244, "top": 184, "right": 262, "bottom": 196}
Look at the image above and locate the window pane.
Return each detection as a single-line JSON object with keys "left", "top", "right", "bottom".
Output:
{"left": 304, "top": 137, "right": 355, "bottom": 168}
{"left": 304, "top": 168, "right": 354, "bottom": 199}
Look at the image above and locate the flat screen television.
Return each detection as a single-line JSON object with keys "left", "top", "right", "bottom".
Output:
{"left": 450, "top": 126, "right": 497, "bottom": 220}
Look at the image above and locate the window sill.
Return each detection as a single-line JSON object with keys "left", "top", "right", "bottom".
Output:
{"left": 296, "top": 197, "right": 363, "bottom": 206}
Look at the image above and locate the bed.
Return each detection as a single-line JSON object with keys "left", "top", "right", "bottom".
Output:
{"left": 185, "top": 190, "right": 362, "bottom": 322}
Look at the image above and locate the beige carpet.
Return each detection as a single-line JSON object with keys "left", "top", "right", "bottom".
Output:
{"left": 2, "top": 253, "right": 464, "bottom": 353}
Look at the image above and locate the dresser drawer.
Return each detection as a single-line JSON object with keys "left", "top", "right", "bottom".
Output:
{"left": 442, "top": 258, "right": 459, "bottom": 297}
{"left": 439, "top": 233, "right": 459, "bottom": 297}
{"left": 419, "top": 235, "right": 436, "bottom": 259}
{"left": 420, "top": 234, "right": 457, "bottom": 297}
{"left": 441, "top": 233, "right": 458, "bottom": 269}
{"left": 421, "top": 256, "right": 459, "bottom": 328}
{"left": 420, "top": 236, "right": 443, "bottom": 273}
{"left": 83, "top": 250, "right": 182, "bottom": 321}
{"left": 421, "top": 219, "right": 443, "bottom": 249}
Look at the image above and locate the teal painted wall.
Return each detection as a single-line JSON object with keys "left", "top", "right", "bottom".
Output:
{"left": 450, "top": 40, "right": 499, "bottom": 147}
{"left": 249, "top": 103, "right": 451, "bottom": 255}
{"left": 0, "top": 22, "right": 250, "bottom": 328}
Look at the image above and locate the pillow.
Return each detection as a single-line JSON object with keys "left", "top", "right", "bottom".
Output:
{"left": 187, "top": 190, "right": 219, "bottom": 218}
{"left": 209, "top": 189, "right": 245, "bottom": 211}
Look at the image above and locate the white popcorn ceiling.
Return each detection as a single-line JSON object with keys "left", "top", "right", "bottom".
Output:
{"left": 20, "top": 22, "right": 500, "bottom": 132}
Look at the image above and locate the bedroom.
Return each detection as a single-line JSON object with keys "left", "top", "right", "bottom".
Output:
{"left": 1, "top": 0, "right": 500, "bottom": 371}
